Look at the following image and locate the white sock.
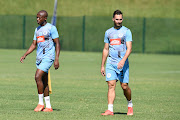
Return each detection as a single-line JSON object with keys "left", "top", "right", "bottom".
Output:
{"left": 127, "top": 100, "right": 133, "bottom": 107}
{"left": 44, "top": 96, "right": 51, "bottom": 108}
{"left": 108, "top": 104, "right": 113, "bottom": 112}
{"left": 38, "top": 94, "right": 44, "bottom": 105}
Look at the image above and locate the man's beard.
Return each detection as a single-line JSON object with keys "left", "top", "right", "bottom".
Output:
{"left": 114, "top": 23, "right": 122, "bottom": 28}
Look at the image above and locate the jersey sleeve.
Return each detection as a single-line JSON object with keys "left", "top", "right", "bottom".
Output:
{"left": 125, "top": 29, "right": 133, "bottom": 42}
{"left": 51, "top": 26, "right": 59, "bottom": 39}
{"left": 33, "top": 28, "right": 37, "bottom": 40}
{"left": 104, "top": 31, "right": 109, "bottom": 43}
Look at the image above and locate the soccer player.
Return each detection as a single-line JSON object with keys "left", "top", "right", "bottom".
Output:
{"left": 20, "top": 10, "right": 60, "bottom": 112}
{"left": 101, "top": 10, "right": 133, "bottom": 116}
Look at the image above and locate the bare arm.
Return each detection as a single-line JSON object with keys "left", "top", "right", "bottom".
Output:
{"left": 117, "top": 41, "right": 132, "bottom": 69}
{"left": 101, "top": 43, "right": 109, "bottom": 76}
{"left": 20, "top": 40, "right": 37, "bottom": 63}
{"left": 53, "top": 38, "right": 60, "bottom": 70}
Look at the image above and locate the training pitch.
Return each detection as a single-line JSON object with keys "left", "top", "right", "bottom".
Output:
{"left": 0, "top": 49, "right": 179, "bottom": 120}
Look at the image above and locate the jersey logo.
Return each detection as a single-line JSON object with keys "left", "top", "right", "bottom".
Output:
{"left": 110, "top": 38, "right": 121, "bottom": 45}
{"left": 43, "top": 31, "right": 48, "bottom": 35}
{"left": 107, "top": 73, "right": 111, "bottom": 78}
{"left": 118, "top": 33, "right": 124, "bottom": 38}
{"left": 37, "top": 36, "right": 45, "bottom": 43}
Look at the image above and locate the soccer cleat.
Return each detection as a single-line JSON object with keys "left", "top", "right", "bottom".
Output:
{"left": 101, "top": 110, "right": 114, "bottom": 115}
{"left": 43, "top": 108, "right": 53, "bottom": 112}
{"left": 127, "top": 107, "right": 133, "bottom": 115}
{"left": 34, "top": 104, "right": 44, "bottom": 112}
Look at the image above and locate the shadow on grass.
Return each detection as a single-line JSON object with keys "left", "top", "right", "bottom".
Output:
{"left": 53, "top": 109, "right": 61, "bottom": 111}
{"left": 114, "top": 112, "right": 127, "bottom": 115}
{"left": 100, "top": 112, "right": 127, "bottom": 115}
{"left": 29, "top": 108, "right": 61, "bottom": 111}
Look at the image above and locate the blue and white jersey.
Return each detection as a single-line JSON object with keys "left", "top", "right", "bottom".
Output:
{"left": 104, "top": 26, "right": 132, "bottom": 65}
{"left": 33, "top": 23, "right": 59, "bottom": 61}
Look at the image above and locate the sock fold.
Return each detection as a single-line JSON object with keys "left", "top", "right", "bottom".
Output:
{"left": 44, "top": 96, "right": 51, "bottom": 108}
{"left": 127, "top": 100, "right": 133, "bottom": 107}
{"left": 108, "top": 104, "right": 113, "bottom": 112}
{"left": 38, "top": 94, "right": 44, "bottom": 105}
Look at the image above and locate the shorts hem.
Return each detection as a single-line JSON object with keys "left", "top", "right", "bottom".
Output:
{"left": 106, "top": 79, "right": 118, "bottom": 81}
{"left": 37, "top": 67, "right": 48, "bottom": 73}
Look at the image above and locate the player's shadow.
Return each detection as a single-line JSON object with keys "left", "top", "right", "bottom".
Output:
{"left": 53, "top": 108, "right": 61, "bottom": 111}
{"left": 114, "top": 112, "right": 127, "bottom": 115}
{"left": 30, "top": 108, "right": 61, "bottom": 111}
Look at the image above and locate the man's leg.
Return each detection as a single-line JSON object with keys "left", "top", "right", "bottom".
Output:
{"left": 34, "top": 69, "right": 46, "bottom": 112}
{"left": 101, "top": 80, "right": 116, "bottom": 115}
{"left": 42, "top": 73, "right": 53, "bottom": 112}
{"left": 108, "top": 80, "right": 117, "bottom": 105}
{"left": 120, "top": 83, "right": 131, "bottom": 101}
{"left": 35, "top": 69, "right": 45, "bottom": 94}
{"left": 42, "top": 72, "right": 49, "bottom": 96}
{"left": 120, "top": 82, "right": 133, "bottom": 115}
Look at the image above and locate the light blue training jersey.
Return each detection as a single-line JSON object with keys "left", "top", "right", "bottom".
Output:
{"left": 104, "top": 26, "right": 132, "bottom": 65}
{"left": 33, "top": 23, "right": 59, "bottom": 61}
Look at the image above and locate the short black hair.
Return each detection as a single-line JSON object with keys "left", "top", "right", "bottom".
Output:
{"left": 113, "top": 10, "right": 123, "bottom": 18}
{"left": 38, "top": 10, "right": 48, "bottom": 18}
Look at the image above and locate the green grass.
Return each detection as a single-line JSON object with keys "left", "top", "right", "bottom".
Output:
{"left": 0, "top": 0, "right": 179, "bottom": 18}
{"left": 0, "top": 49, "right": 180, "bottom": 120}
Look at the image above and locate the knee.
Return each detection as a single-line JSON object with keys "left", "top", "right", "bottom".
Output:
{"left": 108, "top": 83, "right": 116, "bottom": 90}
{"left": 121, "top": 84, "right": 128, "bottom": 90}
{"left": 35, "top": 74, "right": 41, "bottom": 81}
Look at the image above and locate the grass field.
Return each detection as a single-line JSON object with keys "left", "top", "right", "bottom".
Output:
{"left": 0, "top": 49, "right": 180, "bottom": 120}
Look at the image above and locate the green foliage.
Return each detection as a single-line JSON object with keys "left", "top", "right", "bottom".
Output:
{"left": 145, "top": 18, "right": 180, "bottom": 53}
{"left": 0, "top": 0, "right": 179, "bottom": 18}
{"left": 0, "top": 49, "right": 180, "bottom": 120}
{"left": 0, "top": 15, "right": 179, "bottom": 54}
{"left": 0, "top": 0, "right": 179, "bottom": 54}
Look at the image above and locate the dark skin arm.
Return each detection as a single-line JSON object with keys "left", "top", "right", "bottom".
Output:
{"left": 20, "top": 40, "right": 37, "bottom": 63}
{"left": 53, "top": 38, "right": 60, "bottom": 70}
{"left": 20, "top": 38, "right": 60, "bottom": 70}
